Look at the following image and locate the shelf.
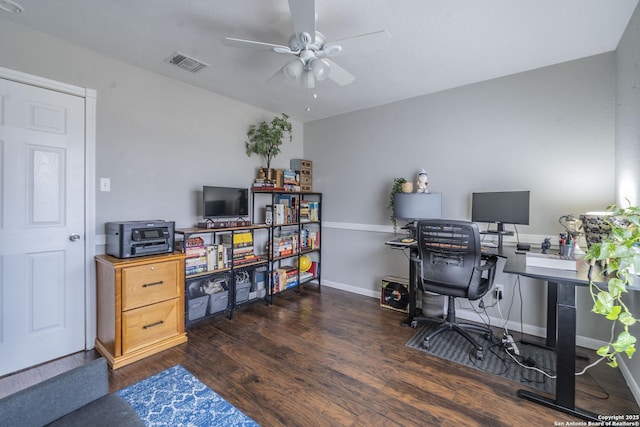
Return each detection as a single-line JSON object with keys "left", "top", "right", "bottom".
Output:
{"left": 252, "top": 190, "right": 322, "bottom": 303}
{"left": 176, "top": 224, "right": 270, "bottom": 235}
{"left": 178, "top": 223, "right": 271, "bottom": 324}
{"left": 184, "top": 257, "right": 268, "bottom": 280}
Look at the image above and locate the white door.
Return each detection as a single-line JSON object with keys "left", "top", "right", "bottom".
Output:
{"left": 0, "top": 77, "right": 86, "bottom": 376}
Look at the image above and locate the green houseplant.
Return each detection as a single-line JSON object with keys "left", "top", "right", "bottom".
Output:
{"left": 584, "top": 203, "right": 640, "bottom": 368}
{"left": 245, "top": 113, "right": 292, "bottom": 180}
{"left": 388, "top": 177, "right": 407, "bottom": 231}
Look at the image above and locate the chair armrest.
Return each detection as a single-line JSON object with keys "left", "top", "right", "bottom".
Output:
{"left": 475, "top": 255, "right": 498, "bottom": 272}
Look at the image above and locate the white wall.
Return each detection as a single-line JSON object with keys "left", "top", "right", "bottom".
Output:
{"left": 0, "top": 20, "right": 304, "bottom": 233}
{"left": 615, "top": 1, "right": 640, "bottom": 402}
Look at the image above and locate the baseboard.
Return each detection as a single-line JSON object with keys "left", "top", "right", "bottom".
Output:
{"left": 321, "top": 279, "right": 380, "bottom": 299}
{"left": 618, "top": 358, "right": 640, "bottom": 405}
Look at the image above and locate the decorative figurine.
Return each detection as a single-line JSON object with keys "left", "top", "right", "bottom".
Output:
{"left": 416, "top": 169, "right": 429, "bottom": 193}
{"left": 541, "top": 238, "right": 551, "bottom": 254}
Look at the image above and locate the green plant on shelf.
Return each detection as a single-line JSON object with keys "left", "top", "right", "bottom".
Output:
{"left": 245, "top": 113, "right": 292, "bottom": 172}
{"left": 388, "top": 177, "right": 407, "bottom": 232}
{"left": 584, "top": 202, "right": 640, "bottom": 368}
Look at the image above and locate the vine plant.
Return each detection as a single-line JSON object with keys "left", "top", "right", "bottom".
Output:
{"left": 388, "top": 177, "right": 407, "bottom": 232}
{"left": 584, "top": 203, "right": 640, "bottom": 368}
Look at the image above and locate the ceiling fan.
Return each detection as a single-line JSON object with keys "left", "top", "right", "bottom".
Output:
{"left": 222, "top": 0, "right": 391, "bottom": 89}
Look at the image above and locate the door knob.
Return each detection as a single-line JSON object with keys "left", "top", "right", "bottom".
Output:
{"left": 69, "top": 234, "right": 81, "bottom": 241}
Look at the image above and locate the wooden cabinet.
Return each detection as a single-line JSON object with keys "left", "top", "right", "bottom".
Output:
{"left": 95, "top": 252, "right": 187, "bottom": 369}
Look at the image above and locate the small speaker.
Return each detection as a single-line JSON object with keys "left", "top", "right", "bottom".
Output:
{"left": 380, "top": 276, "right": 410, "bottom": 313}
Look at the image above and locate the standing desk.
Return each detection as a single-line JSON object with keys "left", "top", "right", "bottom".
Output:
{"left": 503, "top": 249, "right": 640, "bottom": 421}
{"left": 393, "top": 239, "right": 637, "bottom": 421}
{"left": 384, "top": 238, "right": 419, "bottom": 326}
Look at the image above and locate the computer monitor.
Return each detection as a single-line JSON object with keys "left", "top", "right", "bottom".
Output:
{"left": 471, "top": 190, "right": 530, "bottom": 240}
{"left": 393, "top": 193, "right": 442, "bottom": 220}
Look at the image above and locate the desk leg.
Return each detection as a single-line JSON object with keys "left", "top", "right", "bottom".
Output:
{"left": 402, "top": 249, "right": 418, "bottom": 327}
{"left": 518, "top": 282, "right": 598, "bottom": 421}
{"left": 521, "top": 281, "right": 588, "bottom": 359}
{"left": 547, "top": 281, "right": 558, "bottom": 348}
{"left": 521, "top": 282, "right": 557, "bottom": 348}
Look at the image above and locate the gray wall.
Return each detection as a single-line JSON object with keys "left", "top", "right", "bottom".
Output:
{"left": 307, "top": 53, "right": 615, "bottom": 229}
{"left": 0, "top": 20, "right": 304, "bottom": 233}
{"left": 305, "top": 54, "right": 617, "bottom": 346}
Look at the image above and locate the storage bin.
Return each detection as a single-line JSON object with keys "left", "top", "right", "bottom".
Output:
{"left": 188, "top": 295, "right": 209, "bottom": 321}
{"left": 208, "top": 288, "right": 228, "bottom": 314}
{"left": 235, "top": 281, "right": 252, "bottom": 303}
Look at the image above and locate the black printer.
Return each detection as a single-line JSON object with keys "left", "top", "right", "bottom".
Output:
{"left": 106, "top": 220, "right": 175, "bottom": 258}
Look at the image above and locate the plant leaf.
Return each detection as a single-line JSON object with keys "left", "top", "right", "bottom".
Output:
{"left": 606, "top": 305, "right": 622, "bottom": 320}
{"left": 618, "top": 312, "right": 637, "bottom": 326}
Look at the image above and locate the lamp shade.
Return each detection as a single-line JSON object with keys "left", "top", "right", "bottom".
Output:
{"left": 283, "top": 59, "right": 304, "bottom": 80}
{"left": 393, "top": 193, "right": 442, "bottom": 220}
{"left": 310, "top": 58, "right": 330, "bottom": 81}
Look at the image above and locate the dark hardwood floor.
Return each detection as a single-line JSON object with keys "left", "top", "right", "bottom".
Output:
{"left": 2, "top": 285, "right": 638, "bottom": 426}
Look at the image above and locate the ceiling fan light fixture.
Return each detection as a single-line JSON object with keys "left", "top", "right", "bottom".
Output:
{"left": 283, "top": 58, "right": 304, "bottom": 80}
{"left": 310, "top": 58, "right": 330, "bottom": 81}
{"left": 303, "top": 70, "right": 315, "bottom": 89}
{"left": 0, "top": 0, "right": 23, "bottom": 13}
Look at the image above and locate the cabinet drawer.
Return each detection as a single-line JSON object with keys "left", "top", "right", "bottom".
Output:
{"left": 122, "top": 260, "right": 180, "bottom": 310}
{"left": 122, "top": 298, "right": 180, "bottom": 354}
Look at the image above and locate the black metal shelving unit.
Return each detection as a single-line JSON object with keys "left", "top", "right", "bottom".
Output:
{"left": 251, "top": 190, "right": 322, "bottom": 302}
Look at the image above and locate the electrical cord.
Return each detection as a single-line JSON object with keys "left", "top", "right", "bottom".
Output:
{"left": 503, "top": 346, "right": 557, "bottom": 379}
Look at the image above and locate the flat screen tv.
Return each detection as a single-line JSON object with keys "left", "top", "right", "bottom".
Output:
{"left": 471, "top": 190, "right": 530, "bottom": 232}
{"left": 202, "top": 186, "right": 249, "bottom": 219}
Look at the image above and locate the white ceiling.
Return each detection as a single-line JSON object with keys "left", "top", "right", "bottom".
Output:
{"left": 2, "top": 0, "right": 638, "bottom": 123}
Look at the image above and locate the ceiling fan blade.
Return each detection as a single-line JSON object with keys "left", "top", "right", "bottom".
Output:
{"left": 288, "top": 0, "right": 316, "bottom": 42}
{"left": 325, "top": 30, "right": 392, "bottom": 55}
{"left": 324, "top": 59, "right": 356, "bottom": 86}
{"left": 222, "top": 37, "right": 291, "bottom": 52}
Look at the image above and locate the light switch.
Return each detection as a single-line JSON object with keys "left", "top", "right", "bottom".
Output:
{"left": 100, "top": 178, "right": 111, "bottom": 192}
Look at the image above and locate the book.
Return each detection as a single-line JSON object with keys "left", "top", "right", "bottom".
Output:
{"left": 206, "top": 245, "right": 217, "bottom": 271}
{"left": 525, "top": 252, "right": 577, "bottom": 271}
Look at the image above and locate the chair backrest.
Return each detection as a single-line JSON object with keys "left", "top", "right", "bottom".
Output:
{"left": 416, "top": 219, "right": 491, "bottom": 300}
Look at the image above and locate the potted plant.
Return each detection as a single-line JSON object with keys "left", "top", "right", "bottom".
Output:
{"left": 388, "top": 177, "right": 407, "bottom": 231}
{"left": 584, "top": 203, "right": 640, "bottom": 368}
{"left": 245, "top": 113, "right": 292, "bottom": 181}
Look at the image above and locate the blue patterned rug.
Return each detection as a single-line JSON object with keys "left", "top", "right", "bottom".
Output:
{"left": 117, "top": 365, "right": 259, "bottom": 427}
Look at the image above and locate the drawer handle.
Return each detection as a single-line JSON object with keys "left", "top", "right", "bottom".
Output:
{"left": 143, "top": 320, "right": 164, "bottom": 330}
{"left": 142, "top": 280, "right": 164, "bottom": 288}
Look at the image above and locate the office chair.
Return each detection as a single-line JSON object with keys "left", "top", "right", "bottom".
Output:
{"left": 410, "top": 219, "right": 498, "bottom": 360}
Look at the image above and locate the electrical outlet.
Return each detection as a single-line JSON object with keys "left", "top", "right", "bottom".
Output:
{"left": 100, "top": 177, "right": 111, "bottom": 192}
{"left": 494, "top": 284, "right": 504, "bottom": 300}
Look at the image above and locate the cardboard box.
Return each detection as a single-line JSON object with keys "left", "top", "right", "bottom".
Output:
{"left": 290, "top": 159, "right": 312, "bottom": 170}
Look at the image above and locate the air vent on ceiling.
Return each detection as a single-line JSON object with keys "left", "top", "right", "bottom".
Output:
{"left": 164, "top": 51, "right": 209, "bottom": 73}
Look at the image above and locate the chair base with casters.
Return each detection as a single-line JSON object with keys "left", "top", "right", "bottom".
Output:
{"left": 410, "top": 219, "right": 499, "bottom": 361}
{"left": 411, "top": 295, "right": 492, "bottom": 360}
